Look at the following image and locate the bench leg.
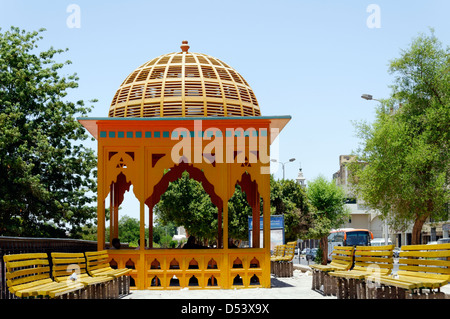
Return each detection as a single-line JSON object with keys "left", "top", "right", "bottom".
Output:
{"left": 319, "top": 271, "right": 324, "bottom": 291}
{"left": 323, "top": 273, "right": 335, "bottom": 296}
{"left": 323, "top": 273, "right": 330, "bottom": 295}
{"left": 348, "top": 279, "right": 356, "bottom": 299}
{"left": 336, "top": 277, "right": 344, "bottom": 299}
{"left": 314, "top": 270, "right": 320, "bottom": 290}
{"left": 312, "top": 270, "right": 320, "bottom": 291}
{"left": 356, "top": 280, "right": 366, "bottom": 299}
{"left": 323, "top": 273, "right": 330, "bottom": 296}
{"left": 342, "top": 278, "right": 349, "bottom": 299}
{"left": 331, "top": 276, "right": 337, "bottom": 296}
{"left": 311, "top": 270, "right": 316, "bottom": 289}
{"left": 118, "top": 275, "right": 130, "bottom": 296}
{"left": 375, "top": 285, "right": 385, "bottom": 299}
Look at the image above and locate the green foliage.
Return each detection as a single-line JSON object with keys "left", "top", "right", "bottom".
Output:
{"left": 104, "top": 215, "right": 149, "bottom": 247}
{"left": 155, "top": 171, "right": 219, "bottom": 242}
{"left": 115, "top": 216, "right": 141, "bottom": 246}
{"left": 306, "top": 175, "right": 349, "bottom": 240}
{"left": 270, "top": 175, "right": 312, "bottom": 241}
{"left": 350, "top": 30, "right": 450, "bottom": 243}
{"left": 314, "top": 246, "right": 323, "bottom": 265}
{"left": 0, "top": 27, "right": 97, "bottom": 237}
{"left": 152, "top": 221, "right": 177, "bottom": 246}
{"left": 227, "top": 184, "right": 252, "bottom": 241}
{"left": 155, "top": 171, "right": 256, "bottom": 243}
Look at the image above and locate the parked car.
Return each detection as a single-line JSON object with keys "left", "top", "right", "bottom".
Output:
{"left": 301, "top": 248, "right": 311, "bottom": 256}
{"left": 426, "top": 238, "right": 450, "bottom": 245}
{"left": 306, "top": 248, "right": 318, "bottom": 261}
{"left": 370, "top": 238, "right": 393, "bottom": 246}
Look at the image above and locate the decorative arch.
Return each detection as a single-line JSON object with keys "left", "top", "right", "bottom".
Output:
{"left": 145, "top": 162, "right": 224, "bottom": 248}
{"left": 145, "top": 162, "right": 222, "bottom": 209}
{"left": 104, "top": 151, "right": 140, "bottom": 201}
{"left": 236, "top": 171, "right": 260, "bottom": 208}
{"left": 236, "top": 171, "right": 261, "bottom": 248}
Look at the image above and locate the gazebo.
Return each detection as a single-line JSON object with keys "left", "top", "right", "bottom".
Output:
{"left": 78, "top": 41, "right": 290, "bottom": 290}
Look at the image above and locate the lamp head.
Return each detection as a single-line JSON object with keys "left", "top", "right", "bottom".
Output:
{"left": 361, "top": 94, "right": 373, "bottom": 101}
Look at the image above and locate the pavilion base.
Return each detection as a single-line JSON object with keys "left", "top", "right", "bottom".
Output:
{"left": 106, "top": 248, "right": 271, "bottom": 290}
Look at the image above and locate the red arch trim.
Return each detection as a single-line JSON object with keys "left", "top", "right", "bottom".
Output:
{"left": 145, "top": 162, "right": 223, "bottom": 209}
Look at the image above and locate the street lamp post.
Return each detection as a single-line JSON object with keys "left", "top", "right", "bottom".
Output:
{"left": 361, "top": 93, "right": 390, "bottom": 246}
{"left": 270, "top": 158, "right": 296, "bottom": 180}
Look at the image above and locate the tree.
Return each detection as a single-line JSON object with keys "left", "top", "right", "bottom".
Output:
{"left": 306, "top": 175, "right": 349, "bottom": 264}
{"left": 155, "top": 171, "right": 218, "bottom": 243}
{"left": 0, "top": 27, "right": 97, "bottom": 237}
{"left": 153, "top": 221, "right": 177, "bottom": 248}
{"left": 270, "top": 176, "right": 311, "bottom": 242}
{"left": 227, "top": 184, "right": 252, "bottom": 242}
{"left": 114, "top": 215, "right": 140, "bottom": 246}
{"left": 155, "top": 171, "right": 257, "bottom": 245}
{"left": 350, "top": 30, "right": 450, "bottom": 244}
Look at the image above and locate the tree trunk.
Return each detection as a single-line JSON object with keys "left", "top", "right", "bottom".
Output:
{"left": 411, "top": 214, "right": 429, "bottom": 245}
{"left": 320, "top": 236, "right": 328, "bottom": 265}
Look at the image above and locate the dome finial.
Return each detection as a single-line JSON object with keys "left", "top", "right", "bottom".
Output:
{"left": 180, "top": 40, "right": 190, "bottom": 52}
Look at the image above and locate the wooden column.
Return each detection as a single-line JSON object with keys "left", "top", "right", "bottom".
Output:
{"left": 252, "top": 197, "right": 260, "bottom": 248}
{"left": 97, "top": 146, "right": 105, "bottom": 251}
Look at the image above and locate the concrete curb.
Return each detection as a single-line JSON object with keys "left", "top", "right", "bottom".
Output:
{"left": 293, "top": 264, "right": 312, "bottom": 273}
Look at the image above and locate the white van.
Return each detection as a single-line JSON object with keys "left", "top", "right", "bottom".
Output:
{"left": 370, "top": 238, "right": 392, "bottom": 246}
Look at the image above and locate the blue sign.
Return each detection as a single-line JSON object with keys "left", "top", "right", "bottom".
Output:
{"left": 248, "top": 215, "right": 285, "bottom": 249}
{"left": 248, "top": 215, "right": 284, "bottom": 230}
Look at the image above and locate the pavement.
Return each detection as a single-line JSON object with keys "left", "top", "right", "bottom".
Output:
{"left": 123, "top": 266, "right": 330, "bottom": 299}
{"left": 122, "top": 261, "right": 450, "bottom": 299}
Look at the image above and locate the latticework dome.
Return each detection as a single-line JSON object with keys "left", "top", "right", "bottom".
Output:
{"left": 108, "top": 41, "right": 260, "bottom": 118}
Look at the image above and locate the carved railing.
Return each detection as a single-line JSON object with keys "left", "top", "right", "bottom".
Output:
{"left": 107, "top": 248, "right": 268, "bottom": 290}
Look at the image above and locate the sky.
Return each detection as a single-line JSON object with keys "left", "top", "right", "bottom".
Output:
{"left": 1, "top": 0, "right": 449, "bottom": 222}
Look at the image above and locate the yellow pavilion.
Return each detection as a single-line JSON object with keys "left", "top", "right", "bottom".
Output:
{"left": 78, "top": 41, "right": 290, "bottom": 290}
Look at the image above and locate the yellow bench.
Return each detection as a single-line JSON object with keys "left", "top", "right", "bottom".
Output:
{"left": 310, "top": 246, "right": 354, "bottom": 296}
{"left": 270, "top": 244, "right": 285, "bottom": 275}
{"left": 85, "top": 250, "right": 132, "bottom": 295}
{"left": 330, "top": 245, "right": 394, "bottom": 299}
{"left": 4, "top": 253, "right": 85, "bottom": 299}
{"left": 51, "top": 252, "right": 117, "bottom": 299}
{"left": 271, "top": 245, "right": 281, "bottom": 258}
{"left": 366, "top": 243, "right": 450, "bottom": 299}
{"left": 271, "top": 242, "right": 297, "bottom": 277}
{"left": 270, "top": 245, "right": 286, "bottom": 262}
{"left": 276, "top": 241, "right": 296, "bottom": 262}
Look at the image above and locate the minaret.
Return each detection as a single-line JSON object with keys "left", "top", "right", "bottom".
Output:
{"left": 296, "top": 164, "right": 306, "bottom": 187}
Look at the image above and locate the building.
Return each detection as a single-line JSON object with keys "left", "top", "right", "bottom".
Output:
{"left": 333, "top": 155, "right": 450, "bottom": 246}
{"left": 295, "top": 166, "right": 306, "bottom": 187}
{"left": 332, "top": 155, "right": 387, "bottom": 240}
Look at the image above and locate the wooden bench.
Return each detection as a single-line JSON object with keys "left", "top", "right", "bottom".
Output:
{"left": 51, "top": 252, "right": 117, "bottom": 299}
{"left": 310, "top": 246, "right": 354, "bottom": 296}
{"left": 330, "top": 245, "right": 394, "bottom": 299}
{"left": 270, "top": 245, "right": 285, "bottom": 275}
{"left": 366, "top": 243, "right": 450, "bottom": 299}
{"left": 271, "top": 245, "right": 281, "bottom": 258}
{"left": 3, "top": 253, "right": 86, "bottom": 299}
{"left": 270, "top": 245, "right": 286, "bottom": 261}
{"left": 85, "top": 250, "right": 132, "bottom": 296}
{"left": 272, "top": 242, "right": 296, "bottom": 277}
